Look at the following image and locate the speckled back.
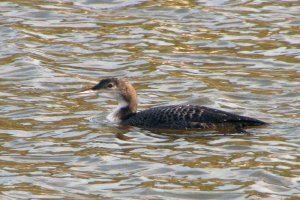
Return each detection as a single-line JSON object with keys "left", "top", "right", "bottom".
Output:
{"left": 122, "top": 105, "right": 265, "bottom": 129}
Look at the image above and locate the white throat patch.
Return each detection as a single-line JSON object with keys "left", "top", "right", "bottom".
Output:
{"left": 106, "top": 98, "right": 129, "bottom": 123}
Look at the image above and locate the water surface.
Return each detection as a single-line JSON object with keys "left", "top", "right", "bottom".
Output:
{"left": 0, "top": 0, "right": 299, "bottom": 199}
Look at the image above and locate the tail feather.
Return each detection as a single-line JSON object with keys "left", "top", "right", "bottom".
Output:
{"left": 230, "top": 116, "right": 267, "bottom": 127}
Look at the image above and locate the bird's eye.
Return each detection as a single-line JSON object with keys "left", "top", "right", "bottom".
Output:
{"left": 107, "top": 83, "right": 113, "bottom": 88}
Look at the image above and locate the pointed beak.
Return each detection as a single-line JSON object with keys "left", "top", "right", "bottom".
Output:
{"left": 77, "top": 87, "right": 96, "bottom": 94}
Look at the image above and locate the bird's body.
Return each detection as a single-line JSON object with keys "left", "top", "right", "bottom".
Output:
{"left": 122, "top": 105, "right": 265, "bottom": 129}
{"left": 85, "top": 78, "right": 267, "bottom": 131}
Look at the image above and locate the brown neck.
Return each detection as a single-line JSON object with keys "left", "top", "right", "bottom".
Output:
{"left": 116, "top": 80, "right": 138, "bottom": 121}
{"left": 124, "top": 93, "right": 137, "bottom": 113}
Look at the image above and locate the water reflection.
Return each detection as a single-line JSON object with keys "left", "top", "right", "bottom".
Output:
{"left": 0, "top": 0, "right": 299, "bottom": 199}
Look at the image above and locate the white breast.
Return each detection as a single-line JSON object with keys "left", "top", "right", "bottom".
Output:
{"left": 106, "top": 98, "right": 129, "bottom": 123}
{"left": 107, "top": 109, "right": 121, "bottom": 123}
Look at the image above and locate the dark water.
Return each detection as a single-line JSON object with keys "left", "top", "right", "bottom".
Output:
{"left": 0, "top": 0, "right": 299, "bottom": 199}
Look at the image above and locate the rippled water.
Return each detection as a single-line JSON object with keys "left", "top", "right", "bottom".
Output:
{"left": 0, "top": 0, "right": 300, "bottom": 199}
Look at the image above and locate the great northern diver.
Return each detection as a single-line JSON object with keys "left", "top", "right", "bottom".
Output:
{"left": 83, "top": 78, "right": 267, "bottom": 130}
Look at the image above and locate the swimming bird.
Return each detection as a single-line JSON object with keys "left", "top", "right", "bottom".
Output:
{"left": 83, "top": 78, "right": 267, "bottom": 130}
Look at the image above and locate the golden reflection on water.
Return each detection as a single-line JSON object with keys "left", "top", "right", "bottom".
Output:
{"left": 0, "top": 0, "right": 300, "bottom": 199}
